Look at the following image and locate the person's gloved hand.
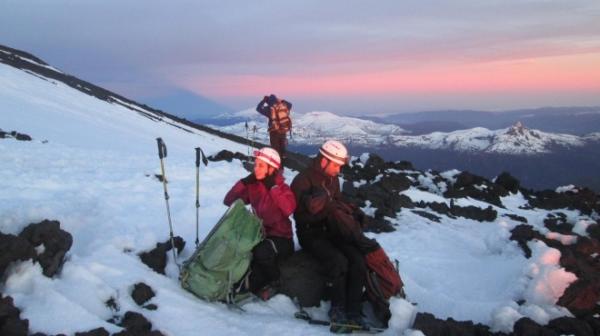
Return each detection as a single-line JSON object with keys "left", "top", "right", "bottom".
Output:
{"left": 263, "top": 173, "right": 277, "bottom": 189}
{"left": 241, "top": 174, "right": 256, "bottom": 185}
{"left": 305, "top": 187, "right": 332, "bottom": 215}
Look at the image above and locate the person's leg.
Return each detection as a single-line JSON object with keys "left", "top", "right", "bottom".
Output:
{"left": 249, "top": 239, "right": 276, "bottom": 292}
{"left": 301, "top": 237, "right": 349, "bottom": 312}
{"left": 335, "top": 242, "right": 367, "bottom": 318}
{"left": 259, "top": 237, "right": 293, "bottom": 283}
{"left": 271, "top": 236, "right": 294, "bottom": 262}
{"left": 269, "top": 131, "right": 280, "bottom": 154}
{"left": 269, "top": 131, "right": 286, "bottom": 161}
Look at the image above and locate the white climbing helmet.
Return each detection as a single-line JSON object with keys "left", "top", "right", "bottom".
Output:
{"left": 254, "top": 147, "right": 281, "bottom": 169}
{"left": 319, "top": 140, "right": 349, "bottom": 166}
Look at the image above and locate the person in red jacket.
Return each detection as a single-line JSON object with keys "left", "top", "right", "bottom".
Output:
{"left": 223, "top": 147, "right": 296, "bottom": 300}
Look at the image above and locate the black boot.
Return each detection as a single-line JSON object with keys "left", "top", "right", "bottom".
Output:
{"left": 328, "top": 306, "right": 352, "bottom": 334}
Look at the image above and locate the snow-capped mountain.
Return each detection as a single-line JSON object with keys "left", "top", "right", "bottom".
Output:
{"left": 216, "top": 110, "right": 589, "bottom": 155}
{"left": 214, "top": 111, "right": 407, "bottom": 146}
{"left": 390, "top": 121, "right": 585, "bottom": 155}
{"left": 583, "top": 132, "right": 600, "bottom": 142}
{"left": 2, "top": 44, "right": 600, "bottom": 336}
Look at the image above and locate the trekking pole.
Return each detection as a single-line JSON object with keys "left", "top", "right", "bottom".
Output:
{"left": 156, "top": 137, "right": 180, "bottom": 272}
{"left": 245, "top": 121, "right": 250, "bottom": 157}
{"left": 194, "top": 147, "right": 208, "bottom": 248}
{"left": 251, "top": 125, "right": 257, "bottom": 160}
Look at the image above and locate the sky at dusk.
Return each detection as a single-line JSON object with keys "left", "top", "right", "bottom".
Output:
{"left": 2, "top": 0, "right": 600, "bottom": 116}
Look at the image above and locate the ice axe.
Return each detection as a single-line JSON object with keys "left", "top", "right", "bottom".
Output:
{"left": 194, "top": 147, "right": 208, "bottom": 247}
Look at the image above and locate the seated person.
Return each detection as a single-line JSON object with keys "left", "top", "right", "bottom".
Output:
{"left": 223, "top": 147, "right": 296, "bottom": 300}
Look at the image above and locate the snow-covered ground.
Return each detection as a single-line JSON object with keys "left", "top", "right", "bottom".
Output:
{"left": 0, "top": 54, "right": 586, "bottom": 335}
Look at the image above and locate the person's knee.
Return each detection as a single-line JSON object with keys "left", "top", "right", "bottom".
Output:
{"left": 253, "top": 241, "right": 276, "bottom": 263}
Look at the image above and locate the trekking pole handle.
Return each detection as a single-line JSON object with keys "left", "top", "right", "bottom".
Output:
{"left": 195, "top": 147, "right": 208, "bottom": 166}
{"left": 157, "top": 138, "right": 167, "bottom": 159}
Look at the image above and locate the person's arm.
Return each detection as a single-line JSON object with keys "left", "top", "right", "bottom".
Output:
{"left": 264, "top": 174, "right": 296, "bottom": 216}
{"left": 223, "top": 175, "right": 253, "bottom": 206}
{"left": 256, "top": 96, "right": 270, "bottom": 117}
{"left": 291, "top": 174, "right": 332, "bottom": 218}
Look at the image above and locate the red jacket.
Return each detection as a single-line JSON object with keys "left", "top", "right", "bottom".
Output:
{"left": 223, "top": 173, "right": 296, "bottom": 239}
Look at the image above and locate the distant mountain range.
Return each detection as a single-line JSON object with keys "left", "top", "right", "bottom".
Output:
{"left": 212, "top": 111, "right": 599, "bottom": 156}
{"left": 390, "top": 121, "right": 598, "bottom": 155}
{"left": 364, "top": 106, "right": 600, "bottom": 136}
{"left": 210, "top": 110, "right": 600, "bottom": 191}
{"left": 212, "top": 111, "right": 407, "bottom": 146}
{"left": 142, "top": 88, "right": 234, "bottom": 122}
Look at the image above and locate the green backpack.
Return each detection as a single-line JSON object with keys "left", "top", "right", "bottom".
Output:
{"left": 180, "top": 199, "right": 263, "bottom": 302}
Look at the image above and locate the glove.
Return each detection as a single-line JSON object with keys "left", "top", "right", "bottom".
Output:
{"left": 262, "top": 173, "right": 277, "bottom": 189}
{"left": 241, "top": 174, "right": 256, "bottom": 185}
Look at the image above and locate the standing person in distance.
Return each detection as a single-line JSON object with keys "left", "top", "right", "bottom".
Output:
{"left": 291, "top": 140, "right": 374, "bottom": 333}
{"left": 256, "top": 94, "right": 292, "bottom": 165}
{"left": 223, "top": 147, "right": 296, "bottom": 300}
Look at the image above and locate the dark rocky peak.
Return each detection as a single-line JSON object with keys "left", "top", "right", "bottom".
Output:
{"left": 505, "top": 121, "right": 542, "bottom": 139}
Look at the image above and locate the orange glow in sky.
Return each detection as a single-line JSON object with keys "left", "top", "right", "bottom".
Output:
{"left": 181, "top": 52, "right": 600, "bottom": 99}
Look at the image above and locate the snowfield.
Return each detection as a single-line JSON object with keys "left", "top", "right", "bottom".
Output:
{"left": 0, "top": 51, "right": 593, "bottom": 335}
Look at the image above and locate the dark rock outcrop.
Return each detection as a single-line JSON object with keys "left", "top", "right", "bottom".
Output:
{"left": 527, "top": 187, "right": 600, "bottom": 216}
{"left": 444, "top": 172, "right": 508, "bottom": 207}
{"left": 0, "top": 129, "right": 32, "bottom": 141}
{"left": 547, "top": 316, "right": 595, "bottom": 336}
{"left": 131, "top": 283, "right": 156, "bottom": 307}
{"left": 509, "top": 217, "right": 600, "bottom": 321}
{"left": 74, "top": 327, "right": 110, "bottom": 336}
{"left": 113, "top": 311, "right": 165, "bottom": 336}
{"left": 495, "top": 172, "right": 520, "bottom": 194}
{"left": 138, "top": 237, "right": 185, "bottom": 274}
{"left": 412, "top": 312, "right": 503, "bottom": 336}
{"left": 509, "top": 224, "right": 545, "bottom": 258}
{"left": 543, "top": 213, "right": 571, "bottom": 234}
{"left": 207, "top": 150, "right": 249, "bottom": 163}
{"left": 0, "top": 295, "right": 29, "bottom": 336}
{"left": 512, "top": 317, "right": 558, "bottom": 336}
{"left": 0, "top": 233, "right": 36, "bottom": 278}
{"left": 414, "top": 201, "right": 497, "bottom": 222}
{"left": 557, "top": 278, "right": 600, "bottom": 318}
{"left": 450, "top": 205, "right": 497, "bottom": 222}
{"left": 502, "top": 213, "right": 528, "bottom": 223}
{"left": 411, "top": 210, "right": 442, "bottom": 223}
{"left": 18, "top": 220, "right": 73, "bottom": 277}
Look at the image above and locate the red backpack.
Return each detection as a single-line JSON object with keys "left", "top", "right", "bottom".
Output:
{"left": 364, "top": 247, "right": 405, "bottom": 326}
{"left": 269, "top": 101, "right": 292, "bottom": 134}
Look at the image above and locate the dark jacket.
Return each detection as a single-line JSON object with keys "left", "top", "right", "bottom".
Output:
{"left": 224, "top": 173, "right": 296, "bottom": 239}
{"left": 290, "top": 158, "right": 341, "bottom": 239}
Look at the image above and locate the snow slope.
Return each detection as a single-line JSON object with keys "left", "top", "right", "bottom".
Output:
{"left": 0, "top": 48, "right": 590, "bottom": 335}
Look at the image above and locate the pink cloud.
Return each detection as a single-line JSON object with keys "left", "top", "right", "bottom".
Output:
{"left": 178, "top": 52, "right": 600, "bottom": 99}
